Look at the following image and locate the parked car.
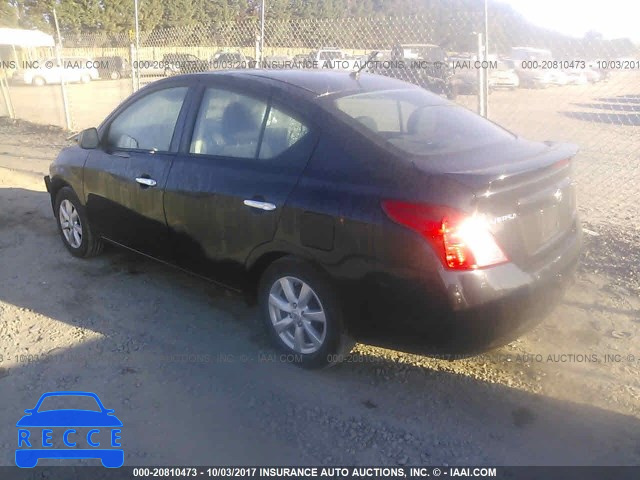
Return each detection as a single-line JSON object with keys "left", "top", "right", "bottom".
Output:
{"left": 308, "top": 48, "right": 357, "bottom": 70}
{"left": 45, "top": 70, "right": 581, "bottom": 368}
{"left": 489, "top": 60, "right": 520, "bottom": 89}
{"left": 293, "top": 53, "right": 311, "bottom": 63}
{"left": 564, "top": 69, "right": 589, "bottom": 85}
{"left": 372, "top": 43, "right": 457, "bottom": 99}
{"left": 211, "top": 51, "right": 250, "bottom": 69}
{"left": 518, "top": 69, "right": 554, "bottom": 88}
{"left": 547, "top": 70, "right": 569, "bottom": 86}
{"left": 162, "top": 53, "right": 209, "bottom": 75}
{"left": 13, "top": 57, "right": 99, "bottom": 86}
{"left": 263, "top": 55, "right": 293, "bottom": 69}
{"left": 95, "top": 56, "right": 131, "bottom": 80}
{"left": 450, "top": 69, "right": 479, "bottom": 95}
{"left": 583, "top": 68, "right": 602, "bottom": 83}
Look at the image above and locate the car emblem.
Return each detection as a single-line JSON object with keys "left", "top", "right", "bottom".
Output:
{"left": 553, "top": 189, "right": 563, "bottom": 203}
{"left": 16, "top": 391, "right": 123, "bottom": 468}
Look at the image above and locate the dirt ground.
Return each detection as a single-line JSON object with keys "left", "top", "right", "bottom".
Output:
{"left": 0, "top": 117, "right": 638, "bottom": 467}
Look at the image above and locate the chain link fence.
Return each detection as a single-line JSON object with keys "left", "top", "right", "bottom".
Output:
{"left": 0, "top": 12, "right": 639, "bottom": 260}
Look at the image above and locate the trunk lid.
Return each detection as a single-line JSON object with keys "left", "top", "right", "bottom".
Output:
{"left": 415, "top": 138, "right": 579, "bottom": 270}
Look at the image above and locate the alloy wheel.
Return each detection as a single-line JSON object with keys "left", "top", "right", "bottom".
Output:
{"left": 59, "top": 199, "right": 82, "bottom": 248}
{"left": 268, "top": 276, "right": 327, "bottom": 354}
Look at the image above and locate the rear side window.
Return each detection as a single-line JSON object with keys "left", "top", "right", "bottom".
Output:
{"left": 334, "top": 89, "right": 514, "bottom": 155}
{"left": 259, "top": 107, "right": 309, "bottom": 159}
{"left": 190, "top": 88, "right": 268, "bottom": 158}
{"left": 107, "top": 87, "right": 188, "bottom": 151}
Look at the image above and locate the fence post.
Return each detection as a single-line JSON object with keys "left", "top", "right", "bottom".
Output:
{"left": 53, "top": 8, "right": 72, "bottom": 130}
{"left": 134, "top": 0, "right": 141, "bottom": 91}
{"left": 0, "top": 69, "right": 15, "bottom": 119}
{"left": 130, "top": 43, "right": 137, "bottom": 93}
{"left": 259, "top": 0, "right": 265, "bottom": 65}
{"left": 484, "top": 0, "right": 490, "bottom": 117}
{"left": 476, "top": 33, "right": 486, "bottom": 117}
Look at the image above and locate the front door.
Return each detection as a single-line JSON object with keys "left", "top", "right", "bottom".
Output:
{"left": 83, "top": 85, "right": 190, "bottom": 259}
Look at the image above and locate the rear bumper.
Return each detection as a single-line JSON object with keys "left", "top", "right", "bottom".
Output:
{"left": 353, "top": 229, "right": 582, "bottom": 354}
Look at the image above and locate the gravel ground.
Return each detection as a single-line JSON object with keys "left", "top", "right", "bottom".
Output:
{"left": 0, "top": 118, "right": 638, "bottom": 467}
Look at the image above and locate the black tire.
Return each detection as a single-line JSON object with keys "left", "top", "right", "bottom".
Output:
{"left": 54, "top": 187, "right": 103, "bottom": 258}
{"left": 258, "top": 256, "right": 355, "bottom": 369}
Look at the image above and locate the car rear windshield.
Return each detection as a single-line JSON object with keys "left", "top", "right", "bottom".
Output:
{"left": 333, "top": 89, "right": 514, "bottom": 155}
{"left": 38, "top": 395, "right": 101, "bottom": 412}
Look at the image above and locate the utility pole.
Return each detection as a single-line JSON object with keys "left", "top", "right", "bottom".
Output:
{"left": 134, "top": 0, "right": 141, "bottom": 90}
{"left": 483, "top": 0, "right": 489, "bottom": 117}
{"left": 53, "top": 8, "right": 72, "bottom": 130}
{"left": 260, "top": 0, "right": 265, "bottom": 65}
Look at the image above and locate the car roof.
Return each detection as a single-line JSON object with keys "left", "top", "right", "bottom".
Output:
{"left": 208, "top": 69, "right": 422, "bottom": 97}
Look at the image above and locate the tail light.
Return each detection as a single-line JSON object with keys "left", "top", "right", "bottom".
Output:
{"left": 381, "top": 200, "right": 508, "bottom": 270}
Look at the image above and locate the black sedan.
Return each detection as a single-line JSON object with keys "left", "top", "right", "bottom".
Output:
{"left": 44, "top": 70, "right": 581, "bottom": 368}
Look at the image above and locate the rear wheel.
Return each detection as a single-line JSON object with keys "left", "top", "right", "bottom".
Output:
{"left": 258, "top": 257, "right": 354, "bottom": 368}
{"left": 54, "top": 187, "right": 103, "bottom": 258}
{"left": 110, "top": 71, "right": 121, "bottom": 80}
{"left": 32, "top": 76, "right": 46, "bottom": 86}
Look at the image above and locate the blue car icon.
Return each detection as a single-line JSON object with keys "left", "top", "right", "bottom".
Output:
{"left": 16, "top": 391, "right": 123, "bottom": 468}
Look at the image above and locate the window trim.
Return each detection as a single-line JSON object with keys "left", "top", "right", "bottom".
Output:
{"left": 100, "top": 84, "right": 193, "bottom": 155}
{"left": 179, "top": 79, "right": 318, "bottom": 165}
{"left": 186, "top": 84, "right": 271, "bottom": 161}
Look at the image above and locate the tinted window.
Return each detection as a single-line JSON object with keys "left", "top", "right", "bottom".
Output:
{"left": 38, "top": 395, "right": 101, "bottom": 412}
{"left": 259, "top": 107, "right": 310, "bottom": 159}
{"left": 334, "top": 89, "right": 514, "bottom": 155}
{"left": 190, "top": 88, "right": 268, "bottom": 158}
{"left": 107, "top": 87, "right": 187, "bottom": 151}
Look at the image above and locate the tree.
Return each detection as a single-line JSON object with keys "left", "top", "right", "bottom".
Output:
{"left": 139, "top": 0, "right": 164, "bottom": 32}
{"left": 0, "top": 1, "right": 19, "bottom": 27}
{"left": 56, "top": 0, "right": 102, "bottom": 34}
{"left": 162, "top": 0, "right": 197, "bottom": 27}
{"left": 101, "top": 0, "right": 132, "bottom": 34}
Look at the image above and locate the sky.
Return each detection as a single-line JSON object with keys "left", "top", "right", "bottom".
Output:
{"left": 498, "top": 0, "right": 640, "bottom": 42}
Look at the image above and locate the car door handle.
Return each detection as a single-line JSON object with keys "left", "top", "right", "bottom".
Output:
{"left": 135, "top": 177, "right": 157, "bottom": 187}
{"left": 243, "top": 199, "right": 276, "bottom": 211}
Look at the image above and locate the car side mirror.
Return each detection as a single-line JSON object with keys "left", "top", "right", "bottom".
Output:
{"left": 78, "top": 127, "right": 100, "bottom": 149}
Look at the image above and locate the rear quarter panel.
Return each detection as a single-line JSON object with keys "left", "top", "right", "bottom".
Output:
{"left": 270, "top": 115, "right": 454, "bottom": 327}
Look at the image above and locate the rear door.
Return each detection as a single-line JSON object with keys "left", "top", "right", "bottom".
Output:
{"left": 164, "top": 80, "right": 318, "bottom": 286}
{"left": 84, "top": 83, "right": 193, "bottom": 259}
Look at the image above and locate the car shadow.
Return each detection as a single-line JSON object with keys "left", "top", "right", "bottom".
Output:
{"left": 571, "top": 102, "right": 640, "bottom": 112}
{"left": 595, "top": 95, "right": 640, "bottom": 104}
{"left": 561, "top": 92, "right": 640, "bottom": 125}
{"left": 1, "top": 186, "right": 639, "bottom": 468}
{"left": 560, "top": 110, "right": 640, "bottom": 126}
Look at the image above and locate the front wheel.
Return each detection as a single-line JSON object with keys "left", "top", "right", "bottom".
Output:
{"left": 54, "top": 187, "right": 104, "bottom": 258}
{"left": 258, "top": 257, "right": 354, "bottom": 368}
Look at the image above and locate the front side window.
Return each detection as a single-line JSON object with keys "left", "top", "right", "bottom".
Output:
{"left": 107, "top": 87, "right": 188, "bottom": 152}
{"left": 190, "top": 88, "right": 268, "bottom": 158}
